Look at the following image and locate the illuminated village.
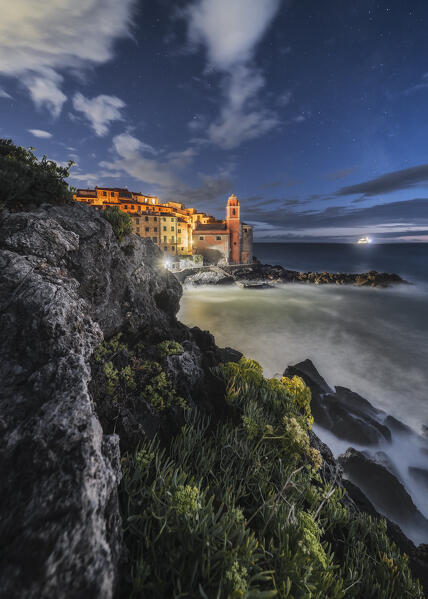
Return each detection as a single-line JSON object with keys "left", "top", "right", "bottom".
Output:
{"left": 74, "top": 188, "right": 253, "bottom": 266}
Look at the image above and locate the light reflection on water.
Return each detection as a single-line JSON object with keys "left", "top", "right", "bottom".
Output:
{"left": 179, "top": 283, "right": 428, "bottom": 431}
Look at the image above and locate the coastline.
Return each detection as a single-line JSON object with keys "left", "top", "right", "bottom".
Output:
{"left": 177, "top": 261, "right": 407, "bottom": 289}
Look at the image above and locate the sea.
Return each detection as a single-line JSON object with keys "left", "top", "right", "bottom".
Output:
{"left": 179, "top": 242, "right": 428, "bottom": 433}
{"left": 178, "top": 242, "right": 428, "bottom": 542}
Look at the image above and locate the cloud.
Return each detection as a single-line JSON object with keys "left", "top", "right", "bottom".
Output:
{"left": 0, "top": 0, "right": 135, "bottom": 115}
{"left": 90, "top": 132, "right": 233, "bottom": 205}
{"left": 337, "top": 164, "right": 428, "bottom": 197}
{"left": 0, "top": 87, "right": 12, "bottom": 99}
{"left": 183, "top": 0, "right": 282, "bottom": 148}
{"left": 100, "top": 133, "right": 181, "bottom": 190}
{"left": 327, "top": 167, "right": 358, "bottom": 181}
{"left": 244, "top": 197, "right": 428, "bottom": 241}
{"left": 28, "top": 129, "right": 52, "bottom": 139}
{"left": 72, "top": 93, "right": 126, "bottom": 136}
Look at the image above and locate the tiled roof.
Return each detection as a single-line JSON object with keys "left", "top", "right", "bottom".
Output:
{"left": 194, "top": 223, "right": 227, "bottom": 232}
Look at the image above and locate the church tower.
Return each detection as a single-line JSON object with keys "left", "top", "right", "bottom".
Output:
{"left": 226, "top": 194, "right": 241, "bottom": 264}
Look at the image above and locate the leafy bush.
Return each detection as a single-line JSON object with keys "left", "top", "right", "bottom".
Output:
{"left": 156, "top": 340, "right": 184, "bottom": 357}
{"left": 0, "top": 138, "right": 73, "bottom": 211}
{"left": 93, "top": 335, "right": 186, "bottom": 412}
{"left": 120, "top": 357, "right": 423, "bottom": 598}
{"left": 102, "top": 206, "right": 132, "bottom": 241}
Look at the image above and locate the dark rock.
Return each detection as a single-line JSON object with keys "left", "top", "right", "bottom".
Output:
{"left": 284, "top": 358, "right": 332, "bottom": 395}
{"left": 339, "top": 448, "right": 428, "bottom": 544}
{"left": 409, "top": 467, "right": 428, "bottom": 491}
{"left": 0, "top": 204, "right": 183, "bottom": 599}
{"left": 285, "top": 361, "right": 391, "bottom": 446}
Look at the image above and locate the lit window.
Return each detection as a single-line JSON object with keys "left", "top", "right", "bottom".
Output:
{"left": 152, "top": 199, "right": 155, "bottom": 204}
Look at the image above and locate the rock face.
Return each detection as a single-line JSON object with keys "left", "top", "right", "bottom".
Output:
{"left": 181, "top": 263, "right": 407, "bottom": 288}
{"left": 0, "top": 204, "right": 182, "bottom": 599}
{"left": 285, "top": 360, "right": 391, "bottom": 446}
{"left": 339, "top": 449, "right": 428, "bottom": 545}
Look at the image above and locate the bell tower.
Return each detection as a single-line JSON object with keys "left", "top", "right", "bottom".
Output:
{"left": 226, "top": 194, "right": 241, "bottom": 264}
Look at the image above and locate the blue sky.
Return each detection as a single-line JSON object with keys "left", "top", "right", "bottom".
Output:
{"left": 1, "top": 0, "right": 428, "bottom": 241}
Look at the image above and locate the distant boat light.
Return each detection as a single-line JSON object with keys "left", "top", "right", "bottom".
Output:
{"left": 357, "top": 236, "right": 372, "bottom": 244}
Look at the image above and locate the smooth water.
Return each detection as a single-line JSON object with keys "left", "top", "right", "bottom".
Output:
{"left": 178, "top": 243, "right": 428, "bottom": 542}
{"left": 254, "top": 242, "right": 428, "bottom": 284}
{"left": 179, "top": 283, "right": 428, "bottom": 432}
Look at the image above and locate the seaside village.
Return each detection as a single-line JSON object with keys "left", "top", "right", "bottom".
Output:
{"left": 74, "top": 187, "right": 253, "bottom": 270}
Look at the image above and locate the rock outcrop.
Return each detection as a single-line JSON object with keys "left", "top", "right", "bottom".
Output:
{"left": 180, "top": 263, "right": 407, "bottom": 288}
{"left": 0, "top": 203, "right": 182, "bottom": 599}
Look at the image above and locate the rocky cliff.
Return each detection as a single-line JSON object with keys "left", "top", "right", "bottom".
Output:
{"left": 0, "top": 204, "right": 184, "bottom": 598}
{"left": 0, "top": 204, "right": 425, "bottom": 598}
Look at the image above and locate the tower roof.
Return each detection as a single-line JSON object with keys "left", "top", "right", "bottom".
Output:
{"left": 227, "top": 194, "right": 239, "bottom": 206}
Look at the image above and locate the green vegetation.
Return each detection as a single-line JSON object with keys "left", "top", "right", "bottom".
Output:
{"left": 120, "top": 357, "right": 423, "bottom": 599}
{"left": 0, "top": 138, "right": 73, "bottom": 211}
{"left": 157, "top": 340, "right": 184, "bottom": 357}
{"left": 102, "top": 206, "right": 132, "bottom": 241}
{"left": 93, "top": 334, "right": 185, "bottom": 413}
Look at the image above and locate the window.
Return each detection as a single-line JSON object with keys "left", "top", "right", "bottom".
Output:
{"left": 154, "top": 217, "right": 157, "bottom": 222}
{"left": 111, "top": 192, "right": 115, "bottom": 197}
{"left": 232, "top": 208, "right": 236, "bottom": 215}
{"left": 216, "top": 236, "right": 221, "bottom": 241}
{"left": 164, "top": 236, "right": 167, "bottom": 242}
{"left": 164, "top": 246, "right": 168, "bottom": 251}
{"left": 125, "top": 205, "right": 128, "bottom": 209}
{"left": 103, "top": 191, "right": 107, "bottom": 196}
{"left": 163, "top": 226, "right": 167, "bottom": 231}
{"left": 145, "top": 227, "right": 149, "bottom": 232}
{"left": 154, "top": 227, "right": 158, "bottom": 232}
{"left": 178, "top": 229, "right": 181, "bottom": 234}
{"left": 152, "top": 199, "right": 156, "bottom": 204}
{"left": 163, "top": 217, "right": 166, "bottom": 222}
{"left": 145, "top": 216, "right": 149, "bottom": 221}
{"left": 171, "top": 226, "right": 175, "bottom": 231}
{"left": 136, "top": 218, "right": 139, "bottom": 224}
{"left": 178, "top": 237, "right": 181, "bottom": 244}
{"left": 199, "top": 236, "right": 204, "bottom": 241}
{"left": 153, "top": 237, "right": 157, "bottom": 242}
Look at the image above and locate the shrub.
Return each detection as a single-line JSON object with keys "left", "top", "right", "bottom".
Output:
{"left": 0, "top": 138, "right": 73, "bottom": 211}
{"left": 102, "top": 206, "right": 132, "bottom": 241}
{"left": 119, "top": 357, "right": 424, "bottom": 598}
{"left": 156, "top": 340, "right": 184, "bottom": 357}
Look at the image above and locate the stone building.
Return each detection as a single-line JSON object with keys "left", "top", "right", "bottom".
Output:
{"left": 192, "top": 195, "right": 253, "bottom": 265}
{"left": 74, "top": 188, "right": 253, "bottom": 264}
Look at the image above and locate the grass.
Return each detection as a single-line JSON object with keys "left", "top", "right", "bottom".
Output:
{"left": 119, "top": 357, "right": 423, "bottom": 598}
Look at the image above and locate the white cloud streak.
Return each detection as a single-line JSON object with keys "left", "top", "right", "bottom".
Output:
{"left": 28, "top": 129, "right": 53, "bottom": 138}
{"left": 0, "top": 87, "right": 12, "bottom": 99}
{"left": 72, "top": 93, "right": 126, "bottom": 136}
{"left": 184, "top": 0, "right": 282, "bottom": 148}
{"left": 0, "top": 0, "right": 135, "bottom": 116}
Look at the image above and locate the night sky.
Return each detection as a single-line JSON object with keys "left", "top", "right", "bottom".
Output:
{"left": 1, "top": 0, "right": 428, "bottom": 241}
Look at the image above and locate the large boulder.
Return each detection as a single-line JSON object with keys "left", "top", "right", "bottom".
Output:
{"left": 285, "top": 361, "right": 391, "bottom": 446}
{"left": 339, "top": 448, "right": 428, "bottom": 546}
{"left": 0, "top": 204, "right": 182, "bottom": 599}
